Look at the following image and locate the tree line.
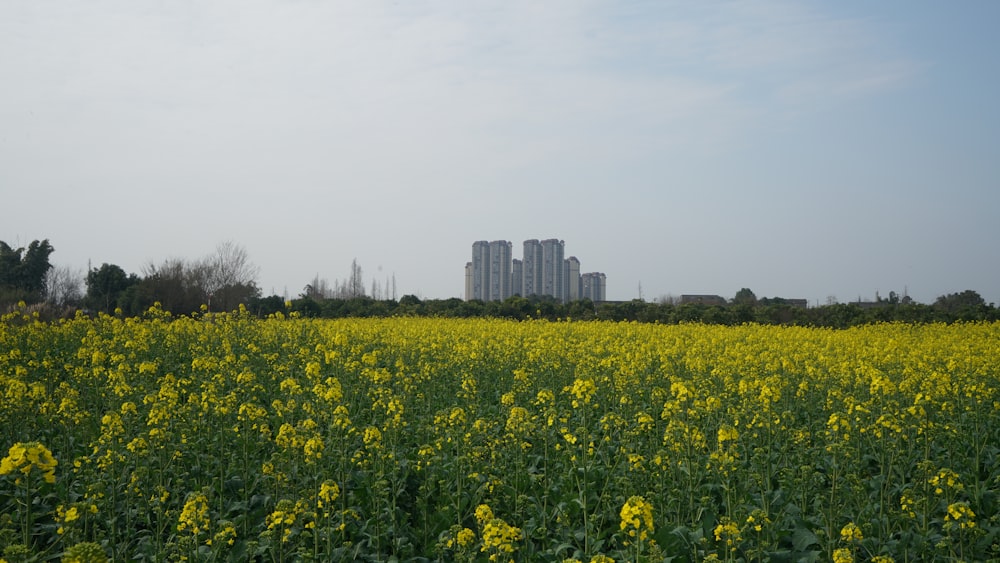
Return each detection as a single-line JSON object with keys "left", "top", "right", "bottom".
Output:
{"left": 0, "top": 239, "right": 259, "bottom": 317}
{"left": 1, "top": 239, "right": 996, "bottom": 327}
{"left": 270, "top": 291, "right": 997, "bottom": 328}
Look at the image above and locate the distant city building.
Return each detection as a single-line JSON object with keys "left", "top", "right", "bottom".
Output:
{"left": 540, "top": 239, "right": 565, "bottom": 301}
{"left": 522, "top": 239, "right": 542, "bottom": 297}
{"left": 467, "top": 239, "right": 605, "bottom": 303}
{"left": 469, "top": 241, "right": 491, "bottom": 301}
{"left": 564, "top": 256, "right": 581, "bottom": 302}
{"left": 581, "top": 272, "right": 606, "bottom": 302}
{"left": 489, "top": 240, "right": 513, "bottom": 301}
{"left": 511, "top": 259, "right": 523, "bottom": 298}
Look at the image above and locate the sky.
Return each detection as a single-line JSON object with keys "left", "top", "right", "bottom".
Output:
{"left": 2, "top": 1, "right": 999, "bottom": 305}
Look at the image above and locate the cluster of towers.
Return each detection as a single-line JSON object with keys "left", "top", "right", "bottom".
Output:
{"left": 465, "top": 239, "right": 606, "bottom": 303}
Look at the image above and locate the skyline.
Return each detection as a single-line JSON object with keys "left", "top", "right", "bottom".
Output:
{"left": 466, "top": 238, "right": 607, "bottom": 304}
{"left": 2, "top": 2, "right": 998, "bottom": 306}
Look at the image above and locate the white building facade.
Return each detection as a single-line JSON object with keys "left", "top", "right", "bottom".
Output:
{"left": 467, "top": 239, "right": 605, "bottom": 303}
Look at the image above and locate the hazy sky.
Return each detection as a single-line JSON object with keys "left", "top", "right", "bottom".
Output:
{"left": 3, "top": 1, "right": 998, "bottom": 305}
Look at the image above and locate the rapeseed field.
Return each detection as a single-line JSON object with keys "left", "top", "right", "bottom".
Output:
{"left": 2, "top": 305, "right": 999, "bottom": 562}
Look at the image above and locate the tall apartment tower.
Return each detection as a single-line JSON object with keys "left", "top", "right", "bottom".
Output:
{"left": 488, "top": 240, "right": 513, "bottom": 301}
{"left": 540, "top": 239, "right": 565, "bottom": 301}
{"left": 522, "top": 239, "right": 543, "bottom": 297}
{"left": 468, "top": 240, "right": 513, "bottom": 302}
{"left": 468, "top": 238, "right": 604, "bottom": 303}
{"left": 470, "top": 241, "right": 490, "bottom": 301}
{"left": 581, "top": 272, "right": 606, "bottom": 302}
{"left": 564, "top": 256, "right": 581, "bottom": 302}
{"left": 511, "top": 259, "right": 523, "bottom": 297}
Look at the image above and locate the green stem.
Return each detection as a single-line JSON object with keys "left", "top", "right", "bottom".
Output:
{"left": 23, "top": 476, "right": 32, "bottom": 549}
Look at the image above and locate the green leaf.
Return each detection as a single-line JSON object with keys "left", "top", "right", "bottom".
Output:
{"left": 791, "top": 526, "right": 818, "bottom": 552}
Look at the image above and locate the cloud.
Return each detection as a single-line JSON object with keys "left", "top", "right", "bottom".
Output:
{"left": 0, "top": 0, "right": 933, "bottom": 301}
{"left": 2, "top": 1, "right": 915, "bottom": 164}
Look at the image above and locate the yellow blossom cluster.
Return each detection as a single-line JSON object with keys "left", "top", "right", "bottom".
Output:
{"left": 475, "top": 504, "right": 522, "bottom": 560}
{"left": 840, "top": 522, "right": 863, "bottom": 542}
{"left": 177, "top": 492, "right": 210, "bottom": 536}
{"left": 0, "top": 441, "right": 57, "bottom": 484}
{"left": 619, "top": 495, "right": 654, "bottom": 542}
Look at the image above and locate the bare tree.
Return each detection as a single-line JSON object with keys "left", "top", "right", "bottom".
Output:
{"left": 304, "top": 274, "right": 333, "bottom": 300}
{"left": 202, "top": 241, "right": 260, "bottom": 311}
{"left": 44, "top": 265, "right": 84, "bottom": 307}
{"left": 348, "top": 258, "right": 365, "bottom": 299}
{"left": 205, "top": 241, "right": 259, "bottom": 296}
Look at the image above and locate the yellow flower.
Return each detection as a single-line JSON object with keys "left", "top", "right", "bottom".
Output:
{"left": 899, "top": 490, "right": 916, "bottom": 518}
{"left": 945, "top": 501, "right": 976, "bottom": 529}
{"left": 840, "top": 521, "right": 863, "bottom": 542}
{"left": 456, "top": 527, "right": 476, "bottom": 547}
{"left": 318, "top": 480, "right": 340, "bottom": 508}
{"left": 303, "top": 436, "right": 325, "bottom": 461}
{"left": 745, "top": 509, "right": 770, "bottom": 532}
{"left": 60, "top": 542, "right": 108, "bottom": 563}
{"left": 717, "top": 424, "right": 739, "bottom": 446}
{"left": 480, "top": 515, "right": 522, "bottom": 556}
{"left": 535, "top": 389, "right": 555, "bottom": 405}
{"left": 475, "top": 504, "right": 494, "bottom": 524}
{"left": 213, "top": 521, "right": 237, "bottom": 547}
{"left": 564, "top": 377, "right": 597, "bottom": 408}
{"left": 833, "top": 547, "right": 853, "bottom": 563}
{"left": 713, "top": 517, "right": 741, "bottom": 547}
{"left": 619, "top": 495, "right": 654, "bottom": 542}
{"left": 929, "top": 468, "right": 963, "bottom": 495}
{"left": 363, "top": 426, "right": 383, "bottom": 448}
{"left": 0, "top": 441, "right": 57, "bottom": 484}
{"left": 177, "top": 493, "right": 210, "bottom": 536}
{"left": 505, "top": 406, "right": 533, "bottom": 437}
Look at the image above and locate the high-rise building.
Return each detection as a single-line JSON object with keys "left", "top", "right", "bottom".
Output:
{"left": 489, "top": 240, "right": 513, "bottom": 301}
{"left": 540, "top": 239, "right": 564, "bottom": 301}
{"left": 468, "top": 240, "right": 515, "bottom": 302}
{"left": 581, "top": 272, "right": 606, "bottom": 302}
{"left": 522, "top": 239, "right": 542, "bottom": 297}
{"left": 511, "top": 259, "right": 523, "bottom": 297}
{"left": 467, "top": 238, "right": 604, "bottom": 303}
{"left": 564, "top": 256, "right": 581, "bottom": 302}
{"left": 470, "top": 241, "right": 490, "bottom": 301}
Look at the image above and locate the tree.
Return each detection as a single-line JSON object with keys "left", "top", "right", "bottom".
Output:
{"left": 348, "top": 259, "right": 365, "bottom": 299}
{"left": 732, "top": 288, "right": 757, "bottom": 306}
{"left": 247, "top": 295, "right": 286, "bottom": 317}
{"left": 0, "top": 239, "right": 54, "bottom": 304}
{"left": 934, "top": 290, "right": 985, "bottom": 311}
{"left": 86, "top": 263, "right": 135, "bottom": 313}
{"left": 139, "top": 258, "right": 200, "bottom": 314}
{"left": 44, "top": 265, "right": 84, "bottom": 308}
{"left": 303, "top": 274, "right": 333, "bottom": 300}
{"left": 202, "top": 241, "right": 260, "bottom": 311}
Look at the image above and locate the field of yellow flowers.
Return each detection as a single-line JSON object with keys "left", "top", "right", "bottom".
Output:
{"left": 2, "top": 305, "right": 999, "bottom": 562}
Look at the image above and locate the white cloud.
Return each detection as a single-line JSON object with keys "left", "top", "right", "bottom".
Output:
{"left": 5, "top": 0, "right": 966, "bottom": 303}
